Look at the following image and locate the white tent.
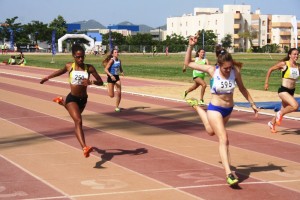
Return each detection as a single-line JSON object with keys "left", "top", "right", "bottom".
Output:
{"left": 57, "top": 34, "right": 95, "bottom": 53}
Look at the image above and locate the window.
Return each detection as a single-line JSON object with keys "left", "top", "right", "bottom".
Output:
{"left": 262, "top": 20, "right": 266, "bottom": 26}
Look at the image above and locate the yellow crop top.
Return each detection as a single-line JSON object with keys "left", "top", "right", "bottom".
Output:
{"left": 281, "top": 61, "right": 299, "bottom": 80}
{"left": 69, "top": 63, "right": 89, "bottom": 85}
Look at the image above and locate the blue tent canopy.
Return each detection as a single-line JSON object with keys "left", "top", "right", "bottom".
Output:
{"left": 86, "top": 32, "right": 102, "bottom": 42}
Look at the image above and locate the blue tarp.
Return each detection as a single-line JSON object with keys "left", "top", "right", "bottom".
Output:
{"left": 235, "top": 97, "right": 300, "bottom": 112}
{"left": 86, "top": 32, "right": 102, "bottom": 42}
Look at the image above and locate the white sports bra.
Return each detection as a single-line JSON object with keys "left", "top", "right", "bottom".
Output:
{"left": 210, "top": 66, "right": 236, "bottom": 94}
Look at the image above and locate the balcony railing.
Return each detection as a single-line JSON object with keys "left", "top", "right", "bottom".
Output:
{"left": 234, "top": 24, "right": 240, "bottom": 29}
{"left": 280, "top": 31, "right": 291, "bottom": 36}
{"left": 234, "top": 13, "right": 241, "bottom": 20}
{"left": 279, "top": 39, "right": 291, "bottom": 43}
{"left": 272, "top": 22, "right": 291, "bottom": 28}
{"left": 233, "top": 34, "right": 240, "bottom": 39}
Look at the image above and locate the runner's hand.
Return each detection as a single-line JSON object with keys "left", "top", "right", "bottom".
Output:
{"left": 40, "top": 77, "right": 49, "bottom": 84}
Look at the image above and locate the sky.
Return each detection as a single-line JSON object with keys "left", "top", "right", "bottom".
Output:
{"left": 0, "top": 0, "right": 299, "bottom": 28}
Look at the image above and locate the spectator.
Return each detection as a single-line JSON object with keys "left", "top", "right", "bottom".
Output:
{"left": 35, "top": 44, "right": 39, "bottom": 52}
{"left": 152, "top": 45, "right": 157, "bottom": 56}
{"left": 165, "top": 46, "right": 169, "bottom": 56}
{"left": 4, "top": 43, "right": 8, "bottom": 54}
{"left": 17, "top": 54, "right": 26, "bottom": 66}
{"left": 8, "top": 55, "right": 16, "bottom": 65}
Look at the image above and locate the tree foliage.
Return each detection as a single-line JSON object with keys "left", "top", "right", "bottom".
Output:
{"left": 196, "top": 30, "right": 217, "bottom": 52}
{"left": 221, "top": 34, "right": 232, "bottom": 49}
{"left": 126, "top": 33, "right": 153, "bottom": 45}
{"left": 163, "top": 33, "right": 187, "bottom": 52}
{"left": 102, "top": 31, "right": 126, "bottom": 46}
{"left": 48, "top": 15, "right": 67, "bottom": 40}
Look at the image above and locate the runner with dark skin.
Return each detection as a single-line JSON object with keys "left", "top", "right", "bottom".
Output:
{"left": 40, "top": 44, "right": 104, "bottom": 158}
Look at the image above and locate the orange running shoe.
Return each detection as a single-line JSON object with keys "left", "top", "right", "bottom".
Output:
{"left": 275, "top": 111, "right": 283, "bottom": 125}
{"left": 83, "top": 146, "right": 93, "bottom": 158}
{"left": 268, "top": 121, "right": 277, "bottom": 133}
{"left": 53, "top": 96, "right": 63, "bottom": 104}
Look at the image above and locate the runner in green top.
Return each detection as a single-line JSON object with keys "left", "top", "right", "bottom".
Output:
{"left": 183, "top": 48, "right": 209, "bottom": 105}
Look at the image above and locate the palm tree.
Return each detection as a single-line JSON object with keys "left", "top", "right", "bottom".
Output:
{"left": 238, "top": 29, "right": 258, "bottom": 51}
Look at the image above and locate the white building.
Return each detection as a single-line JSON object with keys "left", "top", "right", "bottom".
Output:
{"left": 167, "top": 5, "right": 299, "bottom": 51}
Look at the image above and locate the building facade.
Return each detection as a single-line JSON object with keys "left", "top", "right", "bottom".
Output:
{"left": 167, "top": 5, "right": 299, "bottom": 51}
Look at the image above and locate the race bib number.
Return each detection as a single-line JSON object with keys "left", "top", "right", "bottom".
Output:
{"left": 215, "top": 80, "right": 235, "bottom": 93}
{"left": 71, "top": 71, "right": 88, "bottom": 85}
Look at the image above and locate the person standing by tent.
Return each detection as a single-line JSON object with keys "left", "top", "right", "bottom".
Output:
{"left": 265, "top": 48, "right": 299, "bottom": 133}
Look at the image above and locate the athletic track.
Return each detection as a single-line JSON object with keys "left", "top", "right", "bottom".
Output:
{"left": 1, "top": 65, "right": 300, "bottom": 200}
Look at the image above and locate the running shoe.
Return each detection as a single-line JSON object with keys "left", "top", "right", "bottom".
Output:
{"left": 183, "top": 91, "right": 188, "bottom": 99}
{"left": 83, "top": 146, "right": 93, "bottom": 158}
{"left": 186, "top": 98, "right": 198, "bottom": 107}
{"left": 275, "top": 111, "right": 283, "bottom": 125}
{"left": 115, "top": 107, "right": 121, "bottom": 112}
{"left": 53, "top": 96, "right": 63, "bottom": 104}
{"left": 268, "top": 121, "right": 277, "bottom": 133}
{"left": 227, "top": 173, "right": 239, "bottom": 186}
{"left": 103, "top": 82, "right": 108, "bottom": 87}
{"left": 199, "top": 99, "right": 205, "bottom": 106}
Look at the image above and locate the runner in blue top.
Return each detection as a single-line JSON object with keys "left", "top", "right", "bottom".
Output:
{"left": 103, "top": 48, "right": 124, "bottom": 112}
{"left": 183, "top": 48, "right": 209, "bottom": 105}
{"left": 184, "top": 35, "right": 258, "bottom": 187}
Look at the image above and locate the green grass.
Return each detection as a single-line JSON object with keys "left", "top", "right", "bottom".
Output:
{"left": 1, "top": 52, "right": 298, "bottom": 94}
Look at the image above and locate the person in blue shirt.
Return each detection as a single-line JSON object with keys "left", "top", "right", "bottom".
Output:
{"left": 103, "top": 48, "right": 124, "bottom": 112}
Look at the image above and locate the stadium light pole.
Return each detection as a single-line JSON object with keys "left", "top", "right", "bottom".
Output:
{"left": 158, "top": 26, "right": 161, "bottom": 41}
{"left": 202, "top": 29, "right": 204, "bottom": 49}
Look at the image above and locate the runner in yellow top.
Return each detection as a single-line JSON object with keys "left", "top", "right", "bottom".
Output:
{"left": 265, "top": 48, "right": 299, "bottom": 133}
{"left": 183, "top": 48, "right": 209, "bottom": 105}
{"left": 40, "top": 44, "right": 105, "bottom": 158}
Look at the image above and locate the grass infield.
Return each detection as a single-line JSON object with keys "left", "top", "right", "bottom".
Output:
{"left": 1, "top": 52, "right": 298, "bottom": 94}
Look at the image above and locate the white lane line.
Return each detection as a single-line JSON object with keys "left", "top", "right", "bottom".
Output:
{"left": 22, "top": 179, "right": 300, "bottom": 199}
